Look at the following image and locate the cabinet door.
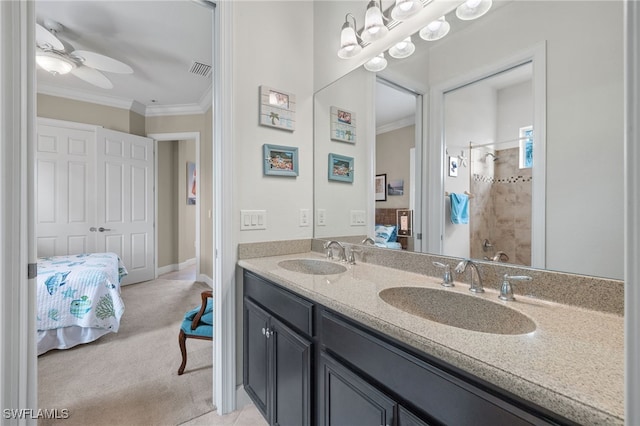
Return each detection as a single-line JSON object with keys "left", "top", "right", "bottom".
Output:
{"left": 320, "top": 353, "right": 395, "bottom": 426}
{"left": 243, "top": 298, "right": 270, "bottom": 419}
{"left": 272, "top": 317, "right": 312, "bottom": 426}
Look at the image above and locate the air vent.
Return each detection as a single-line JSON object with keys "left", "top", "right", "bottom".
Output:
{"left": 189, "top": 61, "right": 212, "bottom": 77}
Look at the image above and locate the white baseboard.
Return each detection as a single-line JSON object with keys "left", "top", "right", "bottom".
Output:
{"left": 157, "top": 258, "right": 197, "bottom": 276}
{"left": 198, "top": 274, "right": 213, "bottom": 288}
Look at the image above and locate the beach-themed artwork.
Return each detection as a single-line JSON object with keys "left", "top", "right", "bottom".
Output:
{"left": 449, "top": 156, "right": 458, "bottom": 177}
{"left": 330, "top": 106, "right": 356, "bottom": 143}
{"left": 388, "top": 179, "right": 404, "bottom": 196}
{"left": 328, "top": 153, "right": 354, "bottom": 183}
{"left": 259, "top": 86, "right": 296, "bottom": 131}
{"left": 263, "top": 144, "right": 299, "bottom": 177}
{"left": 187, "top": 162, "right": 196, "bottom": 205}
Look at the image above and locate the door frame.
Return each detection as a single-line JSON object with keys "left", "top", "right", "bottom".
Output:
{"left": 148, "top": 132, "right": 201, "bottom": 281}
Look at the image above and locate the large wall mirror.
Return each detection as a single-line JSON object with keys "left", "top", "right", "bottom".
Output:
{"left": 314, "top": 0, "right": 623, "bottom": 280}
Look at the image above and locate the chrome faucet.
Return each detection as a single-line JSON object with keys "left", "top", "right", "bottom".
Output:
{"left": 455, "top": 259, "right": 484, "bottom": 293}
{"left": 499, "top": 274, "right": 532, "bottom": 301}
{"left": 324, "top": 240, "right": 346, "bottom": 262}
{"left": 361, "top": 237, "right": 375, "bottom": 245}
{"left": 432, "top": 262, "right": 454, "bottom": 287}
{"left": 491, "top": 251, "right": 510, "bottom": 262}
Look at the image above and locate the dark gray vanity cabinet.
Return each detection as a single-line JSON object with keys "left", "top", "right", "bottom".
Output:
{"left": 243, "top": 271, "right": 313, "bottom": 426}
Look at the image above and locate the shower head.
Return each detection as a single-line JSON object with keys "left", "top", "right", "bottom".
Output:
{"left": 484, "top": 152, "right": 499, "bottom": 161}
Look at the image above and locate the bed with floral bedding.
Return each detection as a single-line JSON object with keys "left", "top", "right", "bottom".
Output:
{"left": 37, "top": 252, "right": 127, "bottom": 355}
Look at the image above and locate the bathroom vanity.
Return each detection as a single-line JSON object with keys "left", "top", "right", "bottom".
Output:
{"left": 239, "top": 252, "right": 623, "bottom": 426}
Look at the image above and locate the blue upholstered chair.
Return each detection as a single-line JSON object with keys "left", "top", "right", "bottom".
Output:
{"left": 178, "top": 290, "right": 213, "bottom": 375}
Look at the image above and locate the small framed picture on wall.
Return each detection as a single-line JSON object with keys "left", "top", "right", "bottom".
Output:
{"left": 263, "top": 144, "right": 299, "bottom": 177}
{"left": 259, "top": 86, "right": 296, "bottom": 131}
{"left": 328, "top": 153, "right": 354, "bottom": 183}
{"left": 375, "top": 174, "right": 387, "bottom": 201}
{"left": 330, "top": 106, "right": 356, "bottom": 143}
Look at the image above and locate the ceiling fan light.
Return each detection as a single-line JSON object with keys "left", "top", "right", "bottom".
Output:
{"left": 337, "top": 18, "right": 362, "bottom": 59}
{"left": 456, "top": 0, "right": 492, "bottom": 20}
{"left": 391, "top": 0, "right": 423, "bottom": 21}
{"left": 388, "top": 36, "right": 415, "bottom": 59}
{"left": 419, "top": 17, "right": 451, "bottom": 41}
{"left": 361, "top": 1, "right": 389, "bottom": 43}
{"left": 36, "top": 51, "right": 75, "bottom": 75}
{"left": 364, "top": 53, "right": 388, "bottom": 72}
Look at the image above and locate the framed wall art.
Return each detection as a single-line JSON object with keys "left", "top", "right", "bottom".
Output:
{"left": 187, "top": 162, "right": 196, "bottom": 205}
{"left": 263, "top": 144, "right": 299, "bottom": 177}
{"left": 259, "top": 86, "right": 296, "bottom": 131}
{"left": 330, "top": 106, "right": 356, "bottom": 143}
{"left": 328, "top": 153, "right": 354, "bottom": 183}
{"left": 375, "top": 174, "right": 387, "bottom": 201}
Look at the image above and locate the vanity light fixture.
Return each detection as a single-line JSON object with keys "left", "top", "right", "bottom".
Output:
{"left": 337, "top": 13, "right": 363, "bottom": 59}
{"left": 456, "top": 0, "right": 492, "bottom": 20}
{"left": 36, "top": 50, "right": 75, "bottom": 75}
{"left": 361, "top": 0, "right": 389, "bottom": 43}
{"left": 419, "top": 16, "right": 451, "bottom": 41}
{"left": 390, "top": 0, "right": 423, "bottom": 21}
{"left": 364, "top": 52, "right": 388, "bottom": 72}
{"left": 388, "top": 36, "right": 415, "bottom": 59}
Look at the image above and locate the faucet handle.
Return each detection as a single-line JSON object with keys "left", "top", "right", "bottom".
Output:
{"left": 346, "top": 247, "right": 361, "bottom": 265}
{"left": 499, "top": 274, "right": 532, "bottom": 301}
{"left": 432, "top": 262, "right": 454, "bottom": 287}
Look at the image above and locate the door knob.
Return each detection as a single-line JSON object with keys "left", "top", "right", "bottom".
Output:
{"left": 89, "top": 227, "right": 97, "bottom": 232}
{"left": 98, "top": 227, "right": 111, "bottom": 232}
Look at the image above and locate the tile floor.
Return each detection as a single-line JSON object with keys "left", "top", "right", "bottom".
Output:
{"left": 180, "top": 403, "right": 268, "bottom": 426}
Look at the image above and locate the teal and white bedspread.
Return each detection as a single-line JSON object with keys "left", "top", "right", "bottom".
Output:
{"left": 37, "top": 253, "right": 127, "bottom": 354}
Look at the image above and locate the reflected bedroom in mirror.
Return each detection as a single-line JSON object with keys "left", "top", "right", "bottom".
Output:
{"left": 313, "top": 0, "right": 623, "bottom": 280}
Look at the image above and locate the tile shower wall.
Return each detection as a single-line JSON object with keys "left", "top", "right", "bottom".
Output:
{"left": 470, "top": 147, "right": 532, "bottom": 265}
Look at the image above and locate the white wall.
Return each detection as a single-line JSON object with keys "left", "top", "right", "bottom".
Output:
{"left": 233, "top": 1, "right": 314, "bottom": 245}
{"left": 314, "top": 67, "right": 375, "bottom": 238}
{"left": 376, "top": 125, "right": 414, "bottom": 209}
{"left": 497, "top": 81, "right": 533, "bottom": 146}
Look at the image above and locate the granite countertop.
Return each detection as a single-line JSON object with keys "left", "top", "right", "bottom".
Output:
{"left": 238, "top": 252, "right": 624, "bottom": 425}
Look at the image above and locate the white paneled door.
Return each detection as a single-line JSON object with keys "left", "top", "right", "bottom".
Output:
{"left": 36, "top": 124, "right": 98, "bottom": 256}
{"left": 36, "top": 120, "right": 155, "bottom": 285}
{"left": 96, "top": 128, "right": 155, "bottom": 285}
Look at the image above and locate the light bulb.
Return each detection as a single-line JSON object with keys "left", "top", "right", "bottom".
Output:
{"left": 364, "top": 53, "right": 388, "bottom": 72}
{"left": 362, "top": 1, "right": 389, "bottom": 42}
{"left": 456, "top": 0, "right": 492, "bottom": 20}
{"left": 391, "top": 0, "right": 423, "bottom": 21}
{"left": 337, "top": 14, "right": 362, "bottom": 59}
{"left": 388, "top": 37, "right": 415, "bottom": 59}
{"left": 36, "top": 51, "right": 75, "bottom": 75}
{"left": 419, "top": 17, "right": 450, "bottom": 41}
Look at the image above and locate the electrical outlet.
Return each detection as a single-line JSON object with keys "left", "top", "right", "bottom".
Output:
{"left": 299, "top": 209, "right": 310, "bottom": 227}
{"left": 317, "top": 209, "right": 326, "bottom": 226}
{"left": 240, "top": 210, "right": 267, "bottom": 230}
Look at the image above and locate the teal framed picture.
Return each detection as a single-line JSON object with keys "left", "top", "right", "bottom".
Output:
{"left": 328, "top": 153, "right": 353, "bottom": 183}
{"left": 263, "top": 144, "right": 298, "bottom": 177}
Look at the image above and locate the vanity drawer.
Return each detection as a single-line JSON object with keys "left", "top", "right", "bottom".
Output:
{"left": 243, "top": 270, "right": 314, "bottom": 337}
{"left": 320, "top": 309, "right": 567, "bottom": 426}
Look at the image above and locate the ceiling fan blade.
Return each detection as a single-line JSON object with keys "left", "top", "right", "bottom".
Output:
{"left": 71, "top": 50, "right": 133, "bottom": 74}
{"left": 70, "top": 66, "right": 113, "bottom": 89}
{"left": 36, "top": 23, "right": 65, "bottom": 51}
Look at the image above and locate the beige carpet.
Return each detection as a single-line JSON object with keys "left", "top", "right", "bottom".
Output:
{"left": 38, "top": 277, "right": 214, "bottom": 426}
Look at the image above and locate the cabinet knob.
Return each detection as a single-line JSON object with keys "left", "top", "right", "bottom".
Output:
{"left": 261, "top": 327, "right": 273, "bottom": 338}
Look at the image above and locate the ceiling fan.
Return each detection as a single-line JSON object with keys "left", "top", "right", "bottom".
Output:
{"left": 35, "top": 18, "right": 133, "bottom": 89}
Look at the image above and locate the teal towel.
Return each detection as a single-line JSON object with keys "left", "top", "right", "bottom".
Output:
{"left": 450, "top": 193, "right": 469, "bottom": 224}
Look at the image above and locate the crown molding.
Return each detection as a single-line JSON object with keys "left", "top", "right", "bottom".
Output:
{"left": 37, "top": 83, "right": 213, "bottom": 117}
{"left": 376, "top": 115, "right": 415, "bottom": 135}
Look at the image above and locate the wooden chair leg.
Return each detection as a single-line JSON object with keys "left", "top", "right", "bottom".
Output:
{"left": 178, "top": 329, "right": 187, "bottom": 375}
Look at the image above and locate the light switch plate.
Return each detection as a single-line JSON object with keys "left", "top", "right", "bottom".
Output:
{"left": 317, "top": 209, "right": 326, "bottom": 226}
{"left": 350, "top": 210, "right": 366, "bottom": 226}
{"left": 299, "top": 209, "right": 310, "bottom": 227}
{"left": 240, "top": 210, "right": 267, "bottom": 230}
